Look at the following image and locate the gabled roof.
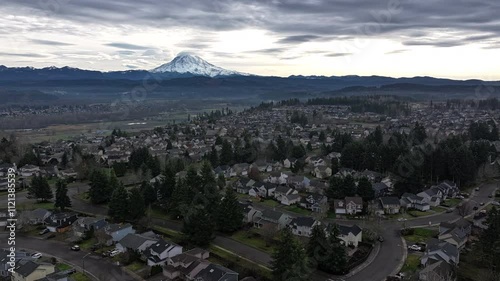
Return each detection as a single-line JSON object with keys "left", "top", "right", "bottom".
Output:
{"left": 289, "top": 216, "right": 317, "bottom": 228}
{"left": 14, "top": 260, "right": 44, "bottom": 277}
{"left": 118, "top": 233, "right": 156, "bottom": 249}
{"left": 261, "top": 209, "right": 285, "bottom": 221}
{"left": 148, "top": 239, "right": 179, "bottom": 254}
{"left": 337, "top": 224, "right": 362, "bottom": 236}
{"left": 380, "top": 197, "right": 401, "bottom": 206}
{"left": 194, "top": 263, "right": 237, "bottom": 281}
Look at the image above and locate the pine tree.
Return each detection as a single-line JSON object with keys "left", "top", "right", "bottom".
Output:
{"left": 209, "top": 146, "right": 219, "bottom": 167}
{"left": 38, "top": 176, "right": 53, "bottom": 202}
{"left": 182, "top": 206, "right": 215, "bottom": 247}
{"left": 217, "top": 173, "right": 226, "bottom": 189}
{"left": 108, "top": 184, "right": 129, "bottom": 221}
{"left": 307, "top": 225, "right": 328, "bottom": 270}
{"left": 324, "top": 224, "right": 348, "bottom": 274}
{"left": 271, "top": 227, "right": 310, "bottom": 281}
{"left": 128, "top": 188, "right": 146, "bottom": 220}
{"left": 54, "top": 179, "right": 71, "bottom": 211}
{"left": 216, "top": 188, "right": 243, "bottom": 233}
{"left": 357, "top": 176, "right": 375, "bottom": 201}
{"left": 89, "top": 169, "right": 110, "bottom": 204}
{"left": 220, "top": 140, "right": 233, "bottom": 165}
{"left": 141, "top": 181, "right": 157, "bottom": 207}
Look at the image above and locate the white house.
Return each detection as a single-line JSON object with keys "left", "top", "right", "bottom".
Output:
{"left": 336, "top": 224, "right": 363, "bottom": 247}
{"left": 144, "top": 239, "right": 183, "bottom": 266}
{"left": 288, "top": 217, "right": 320, "bottom": 237}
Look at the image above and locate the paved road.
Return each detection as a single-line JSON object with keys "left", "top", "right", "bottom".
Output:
{"left": 0, "top": 233, "right": 136, "bottom": 281}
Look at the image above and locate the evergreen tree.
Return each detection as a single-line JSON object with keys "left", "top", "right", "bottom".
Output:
{"left": 141, "top": 181, "right": 157, "bottom": 207}
{"left": 307, "top": 225, "right": 328, "bottom": 270}
{"left": 219, "top": 140, "right": 233, "bottom": 165}
{"left": 108, "top": 184, "right": 129, "bottom": 221}
{"left": 209, "top": 146, "right": 219, "bottom": 167}
{"left": 216, "top": 188, "right": 243, "bottom": 233}
{"left": 166, "top": 140, "right": 173, "bottom": 149}
{"left": 54, "top": 179, "right": 71, "bottom": 211}
{"left": 324, "top": 224, "right": 348, "bottom": 274}
{"left": 128, "top": 188, "right": 146, "bottom": 220}
{"left": 271, "top": 227, "right": 310, "bottom": 281}
{"left": 217, "top": 173, "right": 226, "bottom": 189}
{"left": 357, "top": 177, "right": 375, "bottom": 201}
{"left": 61, "top": 152, "right": 68, "bottom": 168}
{"left": 182, "top": 206, "right": 215, "bottom": 247}
{"left": 89, "top": 169, "right": 110, "bottom": 204}
{"left": 29, "top": 175, "right": 53, "bottom": 202}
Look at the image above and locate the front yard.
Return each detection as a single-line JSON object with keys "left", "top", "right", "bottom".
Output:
{"left": 71, "top": 272, "right": 91, "bottom": 281}
{"left": 283, "top": 205, "right": 312, "bottom": 216}
{"left": 401, "top": 254, "right": 421, "bottom": 274}
{"left": 403, "top": 227, "right": 438, "bottom": 243}
{"left": 18, "top": 200, "right": 54, "bottom": 211}
{"left": 230, "top": 230, "right": 276, "bottom": 254}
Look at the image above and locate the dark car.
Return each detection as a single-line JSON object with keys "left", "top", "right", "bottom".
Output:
{"left": 378, "top": 236, "right": 384, "bottom": 242}
{"left": 473, "top": 206, "right": 479, "bottom": 211}
{"left": 70, "top": 245, "right": 80, "bottom": 251}
{"left": 488, "top": 195, "right": 493, "bottom": 198}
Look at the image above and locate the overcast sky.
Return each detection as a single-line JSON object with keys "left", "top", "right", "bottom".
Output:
{"left": 1, "top": 0, "right": 499, "bottom": 79}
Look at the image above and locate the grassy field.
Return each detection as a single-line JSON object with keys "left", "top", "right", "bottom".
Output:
{"left": 283, "top": 205, "right": 312, "bottom": 216}
{"left": 408, "top": 210, "right": 433, "bottom": 217}
{"left": 77, "top": 238, "right": 97, "bottom": 250}
{"left": 71, "top": 272, "right": 91, "bottom": 281}
{"left": 56, "top": 263, "right": 72, "bottom": 271}
{"left": 404, "top": 228, "right": 438, "bottom": 243}
{"left": 444, "top": 198, "right": 462, "bottom": 207}
{"left": 126, "top": 262, "right": 144, "bottom": 272}
{"left": 260, "top": 199, "right": 280, "bottom": 208}
{"left": 230, "top": 230, "right": 275, "bottom": 254}
{"left": 18, "top": 200, "right": 55, "bottom": 211}
{"left": 401, "top": 254, "right": 421, "bottom": 273}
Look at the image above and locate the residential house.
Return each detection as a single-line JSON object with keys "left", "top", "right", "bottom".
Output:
{"left": 240, "top": 203, "right": 262, "bottom": 224}
{"left": 101, "top": 223, "right": 136, "bottom": 245}
{"left": 72, "top": 217, "right": 108, "bottom": 238}
{"left": 25, "top": 208, "right": 52, "bottom": 225}
{"left": 45, "top": 212, "right": 78, "bottom": 233}
{"left": 251, "top": 160, "right": 273, "bottom": 173}
{"left": 417, "top": 188, "right": 443, "bottom": 207}
{"left": 287, "top": 175, "right": 310, "bottom": 189}
{"left": 336, "top": 224, "right": 363, "bottom": 247}
{"left": 372, "top": 182, "right": 389, "bottom": 198}
{"left": 18, "top": 165, "right": 40, "bottom": 177}
{"left": 254, "top": 209, "right": 291, "bottom": 229}
{"left": 288, "top": 217, "right": 320, "bottom": 237}
{"left": 280, "top": 193, "right": 301, "bottom": 206}
{"left": 267, "top": 171, "right": 288, "bottom": 185}
{"left": 214, "top": 165, "right": 232, "bottom": 178}
{"left": 400, "top": 193, "right": 431, "bottom": 212}
{"left": 312, "top": 166, "right": 332, "bottom": 179}
{"left": 419, "top": 260, "right": 454, "bottom": 281}
{"left": 379, "top": 197, "right": 401, "bottom": 214}
{"left": 163, "top": 248, "right": 237, "bottom": 281}
{"left": 283, "top": 158, "right": 297, "bottom": 169}
{"left": 438, "top": 219, "right": 472, "bottom": 249}
{"left": 421, "top": 238, "right": 460, "bottom": 266}
{"left": 0, "top": 249, "right": 31, "bottom": 278}
{"left": 334, "top": 197, "right": 363, "bottom": 215}
{"left": 232, "top": 163, "right": 250, "bottom": 177}
{"left": 300, "top": 194, "right": 329, "bottom": 213}
{"left": 11, "top": 260, "right": 55, "bottom": 281}
{"left": 115, "top": 233, "right": 158, "bottom": 254}
{"left": 256, "top": 182, "right": 276, "bottom": 198}
{"left": 273, "top": 185, "right": 297, "bottom": 201}
{"left": 144, "top": 239, "right": 183, "bottom": 266}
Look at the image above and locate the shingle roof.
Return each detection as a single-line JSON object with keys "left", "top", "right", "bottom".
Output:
{"left": 290, "top": 216, "right": 317, "bottom": 228}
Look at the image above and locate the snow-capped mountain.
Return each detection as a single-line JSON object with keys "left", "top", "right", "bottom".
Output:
{"left": 151, "top": 52, "right": 249, "bottom": 77}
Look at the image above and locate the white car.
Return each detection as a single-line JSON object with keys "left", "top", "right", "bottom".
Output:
{"left": 109, "top": 250, "right": 120, "bottom": 257}
{"left": 397, "top": 218, "right": 407, "bottom": 222}
{"left": 492, "top": 201, "right": 500, "bottom": 206}
{"left": 31, "top": 253, "right": 42, "bottom": 259}
{"left": 408, "top": 245, "right": 422, "bottom": 251}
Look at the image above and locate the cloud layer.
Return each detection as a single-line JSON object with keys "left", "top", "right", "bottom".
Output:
{"left": 0, "top": 0, "right": 499, "bottom": 78}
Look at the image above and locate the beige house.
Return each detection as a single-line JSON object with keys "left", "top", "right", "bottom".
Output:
{"left": 11, "top": 260, "right": 55, "bottom": 281}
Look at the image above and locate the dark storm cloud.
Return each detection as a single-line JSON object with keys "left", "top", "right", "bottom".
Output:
{"left": 31, "top": 39, "right": 73, "bottom": 46}
{"left": 105, "top": 43, "right": 150, "bottom": 50}
{"left": 2, "top": 0, "right": 500, "bottom": 47}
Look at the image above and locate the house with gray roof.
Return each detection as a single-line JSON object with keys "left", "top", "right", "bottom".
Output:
{"left": 116, "top": 233, "right": 158, "bottom": 254}
{"left": 254, "top": 209, "right": 291, "bottom": 229}
{"left": 11, "top": 260, "right": 55, "bottom": 281}
{"left": 144, "top": 239, "right": 183, "bottom": 266}
{"left": 379, "top": 197, "right": 401, "bottom": 214}
{"left": 421, "top": 238, "right": 459, "bottom": 266}
{"left": 288, "top": 217, "right": 320, "bottom": 237}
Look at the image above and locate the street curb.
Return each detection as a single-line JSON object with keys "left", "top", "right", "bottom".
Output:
{"left": 390, "top": 236, "right": 407, "bottom": 277}
{"left": 343, "top": 242, "right": 381, "bottom": 278}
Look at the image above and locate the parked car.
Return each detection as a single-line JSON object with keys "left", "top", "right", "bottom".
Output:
{"left": 109, "top": 250, "right": 120, "bottom": 257}
{"left": 488, "top": 195, "right": 493, "bottom": 198}
{"left": 397, "top": 218, "right": 407, "bottom": 222}
{"left": 475, "top": 187, "right": 480, "bottom": 191}
{"left": 480, "top": 202, "right": 485, "bottom": 206}
{"left": 38, "top": 229, "right": 49, "bottom": 235}
{"left": 31, "top": 252, "right": 42, "bottom": 259}
{"left": 70, "top": 245, "right": 80, "bottom": 251}
{"left": 473, "top": 206, "right": 479, "bottom": 211}
{"left": 408, "top": 245, "right": 422, "bottom": 251}
{"left": 378, "top": 236, "right": 384, "bottom": 242}
{"left": 446, "top": 208, "right": 454, "bottom": 213}
{"left": 492, "top": 201, "right": 500, "bottom": 206}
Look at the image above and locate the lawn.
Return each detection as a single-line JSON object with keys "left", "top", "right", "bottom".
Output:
{"left": 209, "top": 245, "right": 272, "bottom": 280}
{"left": 403, "top": 228, "right": 438, "bottom": 243}
{"left": 401, "top": 254, "right": 421, "bottom": 273}
{"left": 55, "top": 263, "right": 72, "bottom": 271}
{"left": 260, "top": 199, "right": 280, "bottom": 208}
{"left": 444, "top": 198, "right": 462, "bottom": 207}
{"left": 18, "top": 201, "right": 54, "bottom": 211}
{"left": 126, "top": 262, "right": 144, "bottom": 272}
{"left": 71, "top": 272, "right": 91, "bottom": 281}
{"left": 327, "top": 211, "right": 336, "bottom": 219}
{"left": 408, "top": 210, "right": 432, "bottom": 217}
{"left": 283, "top": 205, "right": 312, "bottom": 216}
{"left": 149, "top": 206, "right": 167, "bottom": 219}
{"left": 430, "top": 206, "right": 447, "bottom": 213}
{"left": 77, "top": 238, "right": 97, "bottom": 250}
{"left": 230, "top": 230, "right": 275, "bottom": 254}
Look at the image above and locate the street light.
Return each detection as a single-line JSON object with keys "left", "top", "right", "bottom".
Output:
{"left": 82, "top": 253, "right": 91, "bottom": 276}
